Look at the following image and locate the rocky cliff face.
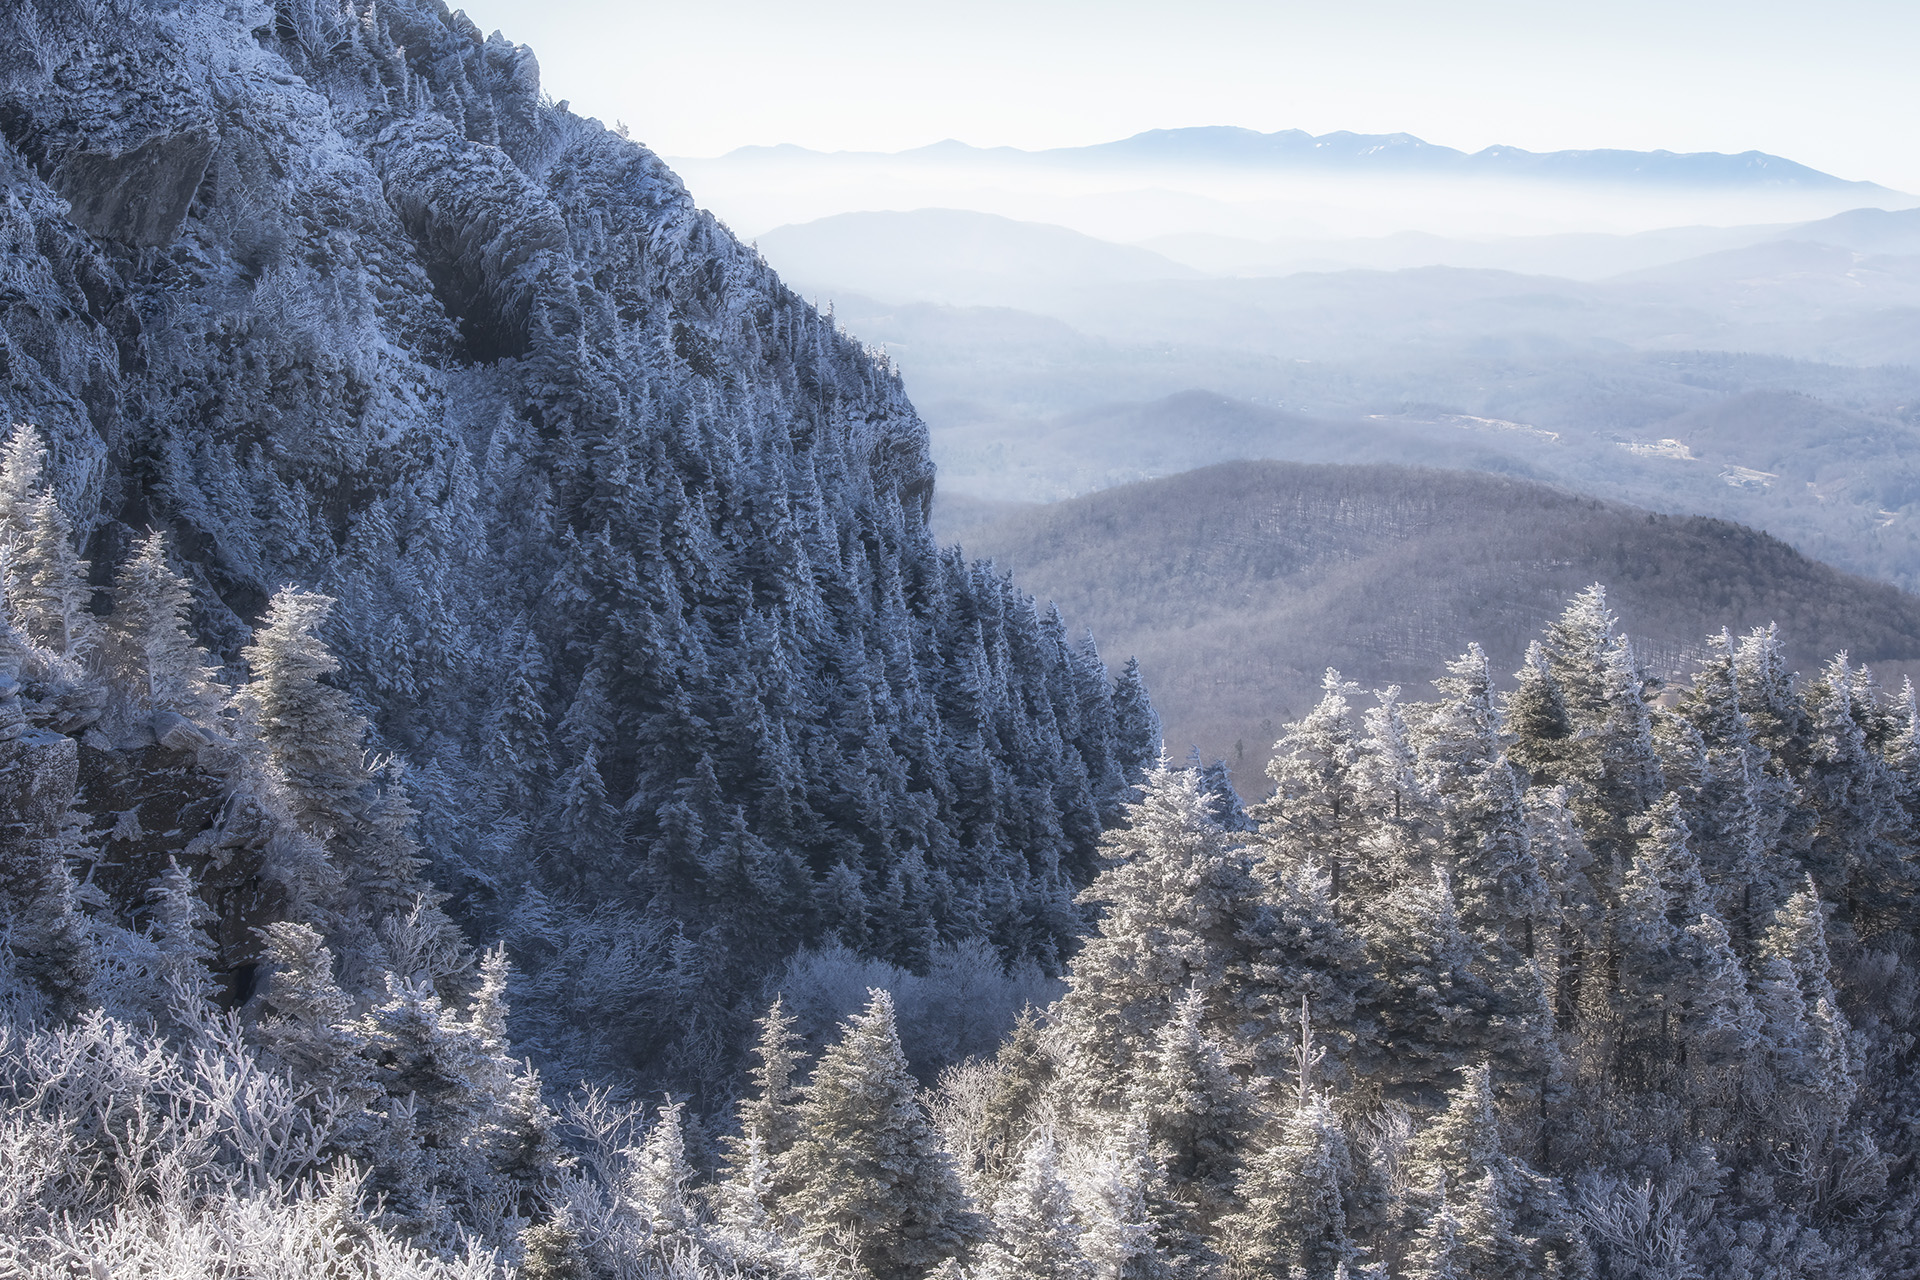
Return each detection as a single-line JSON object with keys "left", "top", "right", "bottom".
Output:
{"left": 0, "top": 0, "right": 1150, "bottom": 1083}
{"left": 2, "top": 0, "right": 928, "bottom": 612}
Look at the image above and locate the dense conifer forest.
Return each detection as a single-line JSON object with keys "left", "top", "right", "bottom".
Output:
{"left": 4, "top": 0, "right": 1920, "bottom": 1277}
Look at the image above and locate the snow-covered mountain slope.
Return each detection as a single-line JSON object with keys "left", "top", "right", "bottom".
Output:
{"left": 0, "top": 0, "right": 1153, "bottom": 1081}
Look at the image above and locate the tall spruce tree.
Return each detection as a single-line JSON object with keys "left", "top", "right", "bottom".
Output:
{"left": 720, "top": 996, "right": 807, "bottom": 1238}
{"left": 1127, "top": 986, "right": 1256, "bottom": 1261}
{"left": 1801, "top": 655, "right": 1910, "bottom": 932}
{"left": 238, "top": 589, "right": 372, "bottom": 844}
{"left": 1055, "top": 761, "right": 1273, "bottom": 1090}
{"left": 105, "top": 529, "right": 225, "bottom": 722}
{"left": 779, "top": 989, "right": 983, "bottom": 1279}
{"left": 1220, "top": 1089, "right": 1353, "bottom": 1280}
{"left": 1415, "top": 645, "right": 1557, "bottom": 1102}
{"left": 1255, "top": 669, "right": 1363, "bottom": 898}
{"left": 976, "top": 1132, "right": 1092, "bottom": 1280}
{"left": 0, "top": 425, "right": 97, "bottom": 663}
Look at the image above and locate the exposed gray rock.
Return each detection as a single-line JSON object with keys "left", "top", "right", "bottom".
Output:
{"left": 0, "top": 727, "right": 78, "bottom": 841}
{"left": 151, "top": 708, "right": 213, "bottom": 752}
{"left": 53, "top": 127, "right": 215, "bottom": 246}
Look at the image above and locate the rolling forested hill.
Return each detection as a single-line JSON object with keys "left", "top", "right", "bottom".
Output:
{"left": 951, "top": 459, "right": 1920, "bottom": 780}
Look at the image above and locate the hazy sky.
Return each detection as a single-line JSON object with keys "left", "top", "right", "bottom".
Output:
{"left": 449, "top": 0, "right": 1920, "bottom": 191}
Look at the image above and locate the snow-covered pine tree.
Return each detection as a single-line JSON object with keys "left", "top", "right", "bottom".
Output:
{"left": 359, "top": 971, "right": 498, "bottom": 1207}
{"left": 1735, "top": 623, "right": 1815, "bottom": 774}
{"left": 1219, "top": 1089, "right": 1353, "bottom": 1280}
{"left": 1403, "top": 1179, "right": 1465, "bottom": 1280}
{"left": 1614, "top": 799, "right": 1708, "bottom": 1050}
{"left": 963, "top": 1005, "right": 1061, "bottom": 1200}
{"left": 1800, "top": 655, "right": 1911, "bottom": 932}
{"left": 1241, "top": 844, "right": 1370, "bottom": 1080}
{"left": 1413, "top": 645, "right": 1556, "bottom": 1100}
{"left": 1187, "top": 748, "right": 1251, "bottom": 833}
{"left": 1078, "top": 1114, "right": 1173, "bottom": 1280}
{"left": 251, "top": 920, "right": 375, "bottom": 1101}
{"left": 0, "top": 423, "right": 42, "bottom": 530}
{"left": 1608, "top": 795, "right": 1766, "bottom": 1105}
{"left": 237, "top": 588, "right": 372, "bottom": 845}
{"left": 1535, "top": 588, "right": 1665, "bottom": 866}
{"left": 1673, "top": 636, "right": 1793, "bottom": 949}
{"left": 1112, "top": 657, "right": 1162, "bottom": 784}
{"left": 1506, "top": 641, "right": 1572, "bottom": 788}
{"left": 0, "top": 782, "right": 95, "bottom": 1021}
{"left": 1538, "top": 586, "right": 1622, "bottom": 725}
{"left": 1754, "top": 881, "right": 1855, "bottom": 1132}
{"left": 1254, "top": 669, "right": 1363, "bottom": 897}
{"left": 104, "top": 528, "right": 226, "bottom": 723}
{"left": 1350, "top": 682, "right": 1425, "bottom": 896}
{"left": 1399, "top": 1064, "right": 1563, "bottom": 1279}
{"left": 625, "top": 1098, "right": 697, "bottom": 1242}
{"left": 719, "top": 996, "right": 806, "bottom": 1237}
{"left": 353, "top": 765, "right": 446, "bottom": 932}
{"left": 482, "top": 613, "right": 552, "bottom": 809}
{"left": 1126, "top": 986, "right": 1256, "bottom": 1267}
{"left": 976, "top": 1131, "right": 1091, "bottom": 1280}
{"left": 97, "top": 856, "right": 222, "bottom": 1036}
{"left": 1353, "top": 865, "right": 1496, "bottom": 1105}
{"left": 779, "top": 988, "right": 983, "bottom": 1278}
{"left": 0, "top": 424, "right": 97, "bottom": 664}
{"left": 1055, "top": 760, "right": 1273, "bottom": 1091}
{"left": 490, "top": 1063, "right": 567, "bottom": 1221}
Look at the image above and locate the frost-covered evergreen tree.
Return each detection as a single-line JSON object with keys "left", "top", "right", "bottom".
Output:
{"left": 1754, "top": 881, "right": 1855, "bottom": 1129}
{"left": 1613, "top": 796, "right": 1759, "bottom": 1083}
{"left": 780, "top": 989, "right": 983, "bottom": 1278}
{"left": 103, "top": 856, "right": 221, "bottom": 1035}
{"left": 0, "top": 423, "right": 97, "bottom": 663}
{"left": 1255, "top": 668, "right": 1363, "bottom": 896}
{"left": 1113, "top": 657, "right": 1163, "bottom": 782}
{"left": 1356, "top": 866, "right": 1496, "bottom": 1104}
{"left": 1220, "top": 1089, "right": 1353, "bottom": 1280}
{"left": 251, "top": 920, "right": 373, "bottom": 1100}
{"left": 1532, "top": 587, "right": 1665, "bottom": 863}
{"left": 1506, "top": 641, "right": 1572, "bottom": 787}
{"left": 482, "top": 614, "right": 552, "bottom": 808}
{"left": 977, "top": 1132, "right": 1091, "bottom": 1280}
{"left": 105, "top": 529, "right": 226, "bottom": 722}
{"left": 1056, "top": 761, "right": 1273, "bottom": 1089}
{"left": 1403, "top": 1181, "right": 1466, "bottom": 1280}
{"left": 1414, "top": 645, "right": 1556, "bottom": 1099}
{"left": 1078, "top": 1115, "right": 1173, "bottom": 1280}
{"left": 1127, "top": 986, "right": 1256, "bottom": 1265}
{"left": 0, "top": 796, "right": 95, "bottom": 1022}
{"left": 1800, "top": 655, "right": 1911, "bottom": 930}
{"left": 238, "top": 589, "right": 371, "bottom": 843}
{"left": 719, "top": 996, "right": 807, "bottom": 1239}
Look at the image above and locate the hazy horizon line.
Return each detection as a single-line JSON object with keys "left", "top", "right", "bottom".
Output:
{"left": 661, "top": 124, "right": 1907, "bottom": 191}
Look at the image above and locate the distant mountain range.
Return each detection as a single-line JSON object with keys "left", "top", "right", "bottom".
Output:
{"left": 677, "top": 127, "right": 1916, "bottom": 245}
{"left": 759, "top": 205, "right": 1920, "bottom": 304}
{"left": 758, "top": 201, "right": 1920, "bottom": 602}
{"left": 704, "top": 127, "right": 1906, "bottom": 194}
{"left": 948, "top": 460, "right": 1920, "bottom": 782}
